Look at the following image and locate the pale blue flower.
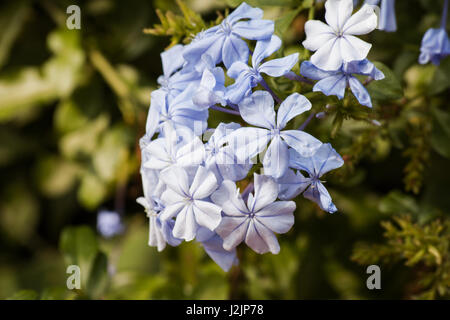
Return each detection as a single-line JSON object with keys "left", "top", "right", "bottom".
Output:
{"left": 182, "top": 2, "right": 274, "bottom": 69}
{"left": 196, "top": 227, "right": 238, "bottom": 272}
{"left": 159, "top": 165, "right": 222, "bottom": 241}
{"left": 192, "top": 54, "right": 227, "bottom": 108}
{"left": 377, "top": 0, "right": 397, "bottom": 32}
{"left": 419, "top": 0, "right": 450, "bottom": 65}
{"left": 300, "top": 59, "right": 384, "bottom": 108}
{"left": 211, "top": 174, "right": 296, "bottom": 254}
{"left": 419, "top": 29, "right": 450, "bottom": 66}
{"left": 137, "top": 162, "right": 182, "bottom": 251}
{"left": 142, "top": 123, "right": 205, "bottom": 171}
{"left": 288, "top": 143, "right": 344, "bottom": 213}
{"left": 136, "top": 195, "right": 182, "bottom": 251}
{"left": 203, "top": 122, "right": 252, "bottom": 183}
{"left": 419, "top": 29, "right": 450, "bottom": 65}
{"left": 303, "top": 0, "right": 378, "bottom": 71}
{"left": 156, "top": 45, "right": 201, "bottom": 100}
{"left": 145, "top": 84, "right": 208, "bottom": 138}
{"left": 226, "top": 91, "right": 322, "bottom": 179}
{"left": 226, "top": 35, "right": 298, "bottom": 104}
{"left": 97, "top": 210, "right": 124, "bottom": 238}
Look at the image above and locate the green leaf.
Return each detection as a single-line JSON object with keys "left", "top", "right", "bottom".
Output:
{"left": 7, "top": 290, "right": 39, "bottom": 300}
{"left": 431, "top": 106, "right": 450, "bottom": 159}
{"left": 0, "top": 1, "right": 30, "bottom": 69}
{"left": 379, "top": 190, "right": 419, "bottom": 215}
{"left": 59, "top": 226, "right": 99, "bottom": 288}
{"left": 0, "top": 28, "right": 85, "bottom": 123}
{"left": 430, "top": 58, "right": 450, "bottom": 95}
{"left": 86, "top": 252, "right": 109, "bottom": 299}
{"left": 34, "top": 155, "right": 80, "bottom": 197}
{"left": 275, "top": 8, "right": 302, "bottom": 36}
{"left": 93, "top": 125, "right": 133, "bottom": 183}
{"left": 59, "top": 114, "right": 109, "bottom": 159}
{"left": 366, "top": 62, "right": 403, "bottom": 101}
{"left": 226, "top": 0, "right": 296, "bottom": 7}
{"left": 77, "top": 173, "right": 108, "bottom": 210}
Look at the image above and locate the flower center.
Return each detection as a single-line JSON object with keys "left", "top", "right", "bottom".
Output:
{"left": 220, "top": 20, "right": 233, "bottom": 35}
{"left": 270, "top": 128, "right": 280, "bottom": 137}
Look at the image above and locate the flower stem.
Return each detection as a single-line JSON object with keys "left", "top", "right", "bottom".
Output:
{"left": 259, "top": 78, "right": 282, "bottom": 104}
{"left": 298, "top": 112, "right": 316, "bottom": 131}
{"left": 441, "top": 0, "right": 449, "bottom": 29}
{"left": 284, "top": 71, "right": 314, "bottom": 85}
{"left": 210, "top": 105, "right": 241, "bottom": 116}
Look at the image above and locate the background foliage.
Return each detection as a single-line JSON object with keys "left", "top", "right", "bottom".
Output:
{"left": 0, "top": 0, "right": 449, "bottom": 300}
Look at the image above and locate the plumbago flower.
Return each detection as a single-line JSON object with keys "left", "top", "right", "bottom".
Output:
{"left": 157, "top": 44, "right": 200, "bottom": 100}
{"left": 211, "top": 174, "right": 295, "bottom": 254}
{"left": 278, "top": 144, "right": 344, "bottom": 213}
{"left": 300, "top": 59, "right": 385, "bottom": 108}
{"left": 202, "top": 123, "right": 252, "bottom": 183}
{"left": 137, "top": 152, "right": 182, "bottom": 251}
{"left": 226, "top": 91, "right": 322, "bottom": 179}
{"left": 137, "top": 1, "right": 355, "bottom": 271}
{"left": 226, "top": 35, "right": 299, "bottom": 104}
{"left": 159, "top": 165, "right": 222, "bottom": 241}
{"left": 303, "top": 0, "right": 378, "bottom": 71}
{"left": 183, "top": 2, "right": 274, "bottom": 69}
{"left": 419, "top": 0, "right": 450, "bottom": 66}
{"left": 145, "top": 84, "right": 208, "bottom": 139}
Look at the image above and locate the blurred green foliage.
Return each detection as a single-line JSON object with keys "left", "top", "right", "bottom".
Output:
{"left": 0, "top": 0, "right": 449, "bottom": 300}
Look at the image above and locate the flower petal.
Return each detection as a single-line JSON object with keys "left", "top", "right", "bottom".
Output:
{"left": 160, "top": 200, "right": 185, "bottom": 221}
{"left": 232, "top": 20, "right": 274, "bottom": 40}
{"left": 227, "top": 2, "right": 263, "bottom": 24}
{"left": 281, "top": 130, "right": 322, "bottom": 157}
{"left": 211, "top": 180, "right": 249, "bottom": 216}
{"left": 199, "top": 232, "right": 238, "bottom": 272}
{"left": 222, "top": 35, "right": 250, "bottom": 69}
{"left": 259, "top": 53, "right": 298, "bottom": 77}
{"left": 277, "top": 93, "right": 312, "bottom": 129}
{"left": 193, "top": 200, "right": 222, "bottom": 231}
{"left": 304, "top": 182, "right": 338, "bottom": 213}
{"left": 173, "top": 204, "right": 198, "bottom": 241}
{"left": 340, "top": 35, "right": 372, "bottom": 63}
{"left": 313, "top": 74, "right": 347, "bottom": 99}
{"left": 160, "top": 166, "right": 190, "bottom": 196}
{"left": 256, "top": 201, "right": 296, "bottom": 233}
{"left": 183, "top": 34, "right": 225, "bottom": 66}
{"left": 325, "top": 0, "right": 354, "bottom": 32}
{"left": 277, "top": 169, "right": 311, "bottom": 200}
{"left": 252, "top": 35, "right": 282, "bottom": 67}
{"left": 225, "top": 127, "right": 271, "bottom": 164}
{"left": 263, "top": 136, "right": 289, "bottom": 179}
{"left": 190, "top": 166, "right": 218, "bottom": 199}
{"left": 245, "top": 219, "right": 279, "bottom": 254}
{"left": 343, "top": 4, "right": 378, "bottom": 35}
{"left": 161, "top": 44, "right": 184, "bottom": 77}
{"left": 238, "top": 90, "right": 276, "bottom": 129}
{"left": 300, "top": 61, "right": 338, "bottom": 80}
{"left": 310, "top": 38, "right": 343, "bottom": 71}
{"left": 251, "top": 173, "right": 278, "bottom": 212}
{"left": 218, "top": 216, "right": 250, "bottom": 251}
{"left": 302, "top": 20, "right": 336, "bottom": 51}
{"left": 348, "top": 76, "right": 373, "bottom": 107}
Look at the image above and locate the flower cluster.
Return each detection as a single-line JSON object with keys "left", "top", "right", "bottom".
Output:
{"left": 137, "top": 1, "right": 360, "bottom": 271}
{"left": 303, "top": 0, "right": 385, "bottom": 108}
